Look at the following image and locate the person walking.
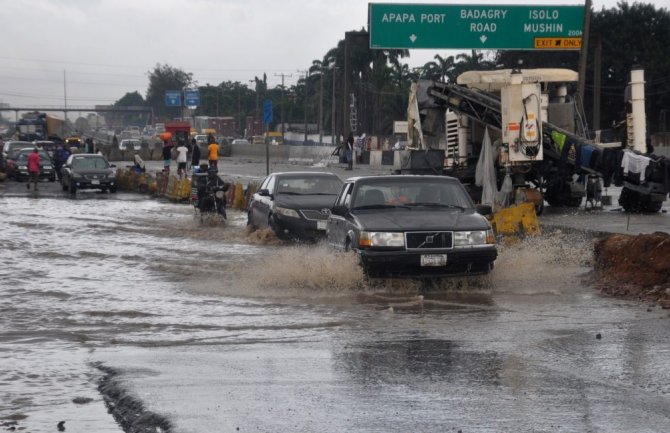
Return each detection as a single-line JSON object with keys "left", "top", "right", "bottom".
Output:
{"left": 54, "top": 144, "right": 69, "bottom": 181}
{"left": 345, "top": 132, "right": 354, "bottom": 170}
{"left": 27, "top": 148, "right": 40, "bottom": 190}
{"left": 191, "top": 139, "right": 201, "bottom": 176}
{"left": 175, "top": 141, "right": 189, "bottom": 178}
{"left": 162, "top": 141, "right": 172, "bottom": 173}
{"left": 207, "top": 138, "right": 219, "bottom": 170}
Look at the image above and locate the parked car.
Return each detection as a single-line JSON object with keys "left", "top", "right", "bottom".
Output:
{"left": 247, "top": 171, "right": 343, "bottom": 240}
{"left": 13, "top": 148, "right": 56, "bottom": 182}
{"left": 195, "top": 135, "right": 208, "bottom": 145}
{"left": 119, "top": 139, "right": 142, "bottom": 151}
{"left": 33, "top": 140, "right": 58, "bottom": 158}
{"left": 2, "top": 140, "right": 33, "bottom": 159}
{"left": 3, "top": 141, "right": 35, "bottom": 178}
{"left": 60, "top": 154, "right": 117, "bottom": 194}
{"left": 231, "top": 139, "right": 250, "bottom": 145}
{"left": 326, "top": 175, "right": 497, "bottom": 278}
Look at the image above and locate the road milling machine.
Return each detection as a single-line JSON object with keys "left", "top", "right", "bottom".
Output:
{"left": 404, "top": 68, "right": 669, "bottom": 214}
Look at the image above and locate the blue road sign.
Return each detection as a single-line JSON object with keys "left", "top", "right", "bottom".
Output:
{"left": 263, "top": 99, "right": 273, "bottom": 124}
{"left": 184, "top": 90, "right": 200, "bottom": 107}
{"left": 165, "top": 91, "right": 181, "bottom": 107}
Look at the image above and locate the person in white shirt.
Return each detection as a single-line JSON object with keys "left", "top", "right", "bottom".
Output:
{"left": 175, "top": 141, "right": 189, "bottom": 178}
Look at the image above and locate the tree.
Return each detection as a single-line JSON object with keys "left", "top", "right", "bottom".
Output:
{"left": 145, "top": 64, "right": 194, "bottom": 120}
{"left": 113, "top": 91, "right": 145, "bottom": 127}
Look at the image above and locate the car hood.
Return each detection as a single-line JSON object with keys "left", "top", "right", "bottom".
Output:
{"left": 274, "top": 194, "right": 338, "bottom": 210}
{"left": 354, "top": 208, "right": 490, "bottom": 231}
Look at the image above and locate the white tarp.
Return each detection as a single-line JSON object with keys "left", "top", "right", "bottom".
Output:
{"left": 407, "top": 82, "right": 424, "bottom": 149}
{"left": 475, "top": 128, "right": 497, "bottom": 206}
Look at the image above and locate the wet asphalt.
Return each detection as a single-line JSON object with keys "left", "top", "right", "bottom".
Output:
{"left": 1, "top": 157, "right": 669, "bottom": 433}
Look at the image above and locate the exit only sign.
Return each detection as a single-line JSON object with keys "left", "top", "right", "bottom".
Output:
{"left": 368, "top": 3, "right": 585, "bottom": 50}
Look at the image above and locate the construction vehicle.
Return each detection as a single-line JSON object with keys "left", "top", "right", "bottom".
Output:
{"left": 16, "top": 112, "right": 65, "bottom": 142}
{"left": 406, "top": 68, "right": 669, "bottom": 214}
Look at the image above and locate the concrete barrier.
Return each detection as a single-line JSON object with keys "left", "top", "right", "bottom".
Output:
{"left": 288, "top": 146, "right": 337, "bottom": 164}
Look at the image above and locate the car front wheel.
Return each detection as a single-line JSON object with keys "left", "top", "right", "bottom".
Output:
{"left": 68, "top": 180, "right": 76, "bottom": 195}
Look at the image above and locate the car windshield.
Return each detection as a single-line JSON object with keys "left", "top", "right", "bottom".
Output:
{"left": 276, "top": 176, "right": 342, "bottom": 195}
{"left": 6, "top": 142, "right": 33, "bottom": 155}
{"left": 352, "top": 178, "right": 473, "bottom": 209}
{"left": 71, "top": 156, "right": 109, "bottom": 170}
{"left": 17, "top": 150, "right": 50, "bottom": 162}
{"left": 8, "top": 146, "right": 35, "bottom": 159}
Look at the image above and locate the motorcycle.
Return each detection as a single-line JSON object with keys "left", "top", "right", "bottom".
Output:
{"left": 193, "top": 169, "right": 229, "bottom": 220}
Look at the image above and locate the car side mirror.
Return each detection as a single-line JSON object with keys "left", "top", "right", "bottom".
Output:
{"left": 331, "top": 205, "right": 348, "bottom": 216}
{"left": 476, "top": 204, "right": 493, "bottom": 216}
{"left": 258, "top": 189, "right": 271, "bottom": 197}
{"left": 110, "top": 164, "right": 116, "bottom": 168}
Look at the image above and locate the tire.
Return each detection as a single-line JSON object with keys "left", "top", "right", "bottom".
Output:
{"left": 68, "top": 180, "right": 76, "bottom": 195}
{"left": 641, "top": 199, "right": 663, "bottom": 213}
{"left": 246, "top": 212, "right": 256, "bottom": 229}
{"left": 49, "top": 176, "right": 56, "bottom": 182}
{"left": 269, "top": 215, "right": 285, "bottom": 239}
{"left": 109, "top": 186, "right": 117, "bottom": 193}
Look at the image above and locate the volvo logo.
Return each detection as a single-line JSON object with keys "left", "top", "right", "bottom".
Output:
{"left": 321, "top": 208, "right": 331, "bottom": 215}
{"left": 425, "top": 235, "right": 434, "bottom": 244}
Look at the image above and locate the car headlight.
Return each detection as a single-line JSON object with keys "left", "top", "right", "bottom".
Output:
{"left": 359, "top": 231, "right": 405, "bottom": 248}
{"left": 18, "top": 165, "right": 27, "bottom": 170}
{"left": 43, "top": 165, "right": 52, "bottom": 169}
{"left": 275, "top": 206, "right": 300, "bottom": 218}
{"left": 453, "top": 229, "right": 496, "bottom": 247}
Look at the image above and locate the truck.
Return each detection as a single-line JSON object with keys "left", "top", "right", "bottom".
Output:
{"left": 164, "top": 121, "right": 191, "bottom": 145}
{"left": 16, "top": 112, "right": 65, "bottom": 142}
{"left": 407, "top": 68, "right": 669, "bottom": 213}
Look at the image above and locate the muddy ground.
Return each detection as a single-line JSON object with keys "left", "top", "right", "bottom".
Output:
{"left": 594, "top": 231, "right": 670, "bottom": 307}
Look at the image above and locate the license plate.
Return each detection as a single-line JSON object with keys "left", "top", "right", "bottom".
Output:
{"left": 317, "top": 220, "right": 327, "bottom": 230}
{"left": 420, "top": 254, "right": 447, "bottom": 267}
{"left": 91, "top": 180, "right": 100, "bottom": 185}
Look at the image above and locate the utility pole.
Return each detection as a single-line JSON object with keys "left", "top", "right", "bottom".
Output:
{"left": 237, "top": 84, "right": 241, "bottom": 137}
{"left": 330, "top": 64, "right": 338, "bottom": 145}
{"left": 298, "top": 69, "right": 309, "bottom": 144}
{"left": 63, "top": 70, "right": 67, "bottom": 121}
{"left": 319, "top": 70, "right": 324, "bottom": 146}
{"left": 274, "top": 73, "right": 292, "bottom": 143}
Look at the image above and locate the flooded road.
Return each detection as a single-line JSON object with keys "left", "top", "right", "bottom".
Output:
{"left": 2, "top": 190, "right": 670, "bottom": 433}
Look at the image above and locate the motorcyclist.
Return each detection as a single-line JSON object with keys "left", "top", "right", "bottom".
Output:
{"left": 196, "top": 167, "right": 229, "bottom": 218}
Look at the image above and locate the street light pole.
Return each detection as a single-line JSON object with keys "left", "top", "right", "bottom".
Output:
{"left": 319, "top": 70, "right": 324, "bottom": 146}
{"left": 298, "top": 69, "right": 308, "bottom": 144}
{"left": 330, "top": 64, "right": 338, "bottom": 145}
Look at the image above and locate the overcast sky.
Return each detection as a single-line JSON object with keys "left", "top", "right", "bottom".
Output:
{"left": 1, "top": 0, "right": 667, "bottom": 110}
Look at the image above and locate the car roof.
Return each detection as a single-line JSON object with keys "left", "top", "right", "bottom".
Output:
{"left": 346, "top": 174, "right": 459, "bottom": 183}
{"left": 273, "top": 171, "right": 340, "bottom": 177}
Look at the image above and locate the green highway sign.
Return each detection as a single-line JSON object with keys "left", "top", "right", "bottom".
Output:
{"left": 369, "top": 3, "right": 585, "bottom": 50}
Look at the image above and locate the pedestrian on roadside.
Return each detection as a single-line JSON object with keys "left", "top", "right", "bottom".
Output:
{"left": 27, "top": 148, "right": 40, "bottom": 190}
{"left": 207, "top": 138, "right": 219, "bottom": 170}
{"left": 133, "top": 153, "right": 146, "bottom": 173}
{"left": 345, "top": 132, "right": 354, "bottom": 170}
{"left": 176, "top": 140, "right": 189, "bottom": 178}
{"left": 191, "top": 139, "right": 201, "bottom": 176}
{"left": 162, "top": 141, "right": 172, "bottom": 173}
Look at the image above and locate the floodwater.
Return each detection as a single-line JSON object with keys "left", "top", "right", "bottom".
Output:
{"left": 2, "top": 191, "right": 670, "bottom": 433}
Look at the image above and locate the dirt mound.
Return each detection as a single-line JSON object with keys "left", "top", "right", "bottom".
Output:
{"left": 594, "top": 232, "right": 670, "bottom": 307}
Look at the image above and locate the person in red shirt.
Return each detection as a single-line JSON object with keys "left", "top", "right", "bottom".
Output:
{"left": 27, "top": 148, "right": 41, "bottom": 190}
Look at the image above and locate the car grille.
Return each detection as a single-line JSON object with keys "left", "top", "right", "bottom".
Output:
{"left": 84, "top": 174, "right": 104, "bottom": 180}
{"left": 300, "top": 209, "right": 330, "bottom": 221}
{"left": 405, "top": 231, "right": 453, "bottom": 250}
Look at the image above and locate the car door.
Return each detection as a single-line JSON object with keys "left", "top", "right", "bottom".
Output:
{"left": 251, "top": 175, "right": 275, "bottom": 228}
{"left": 327, "top": 182, "right": 353, "bottom": 249}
